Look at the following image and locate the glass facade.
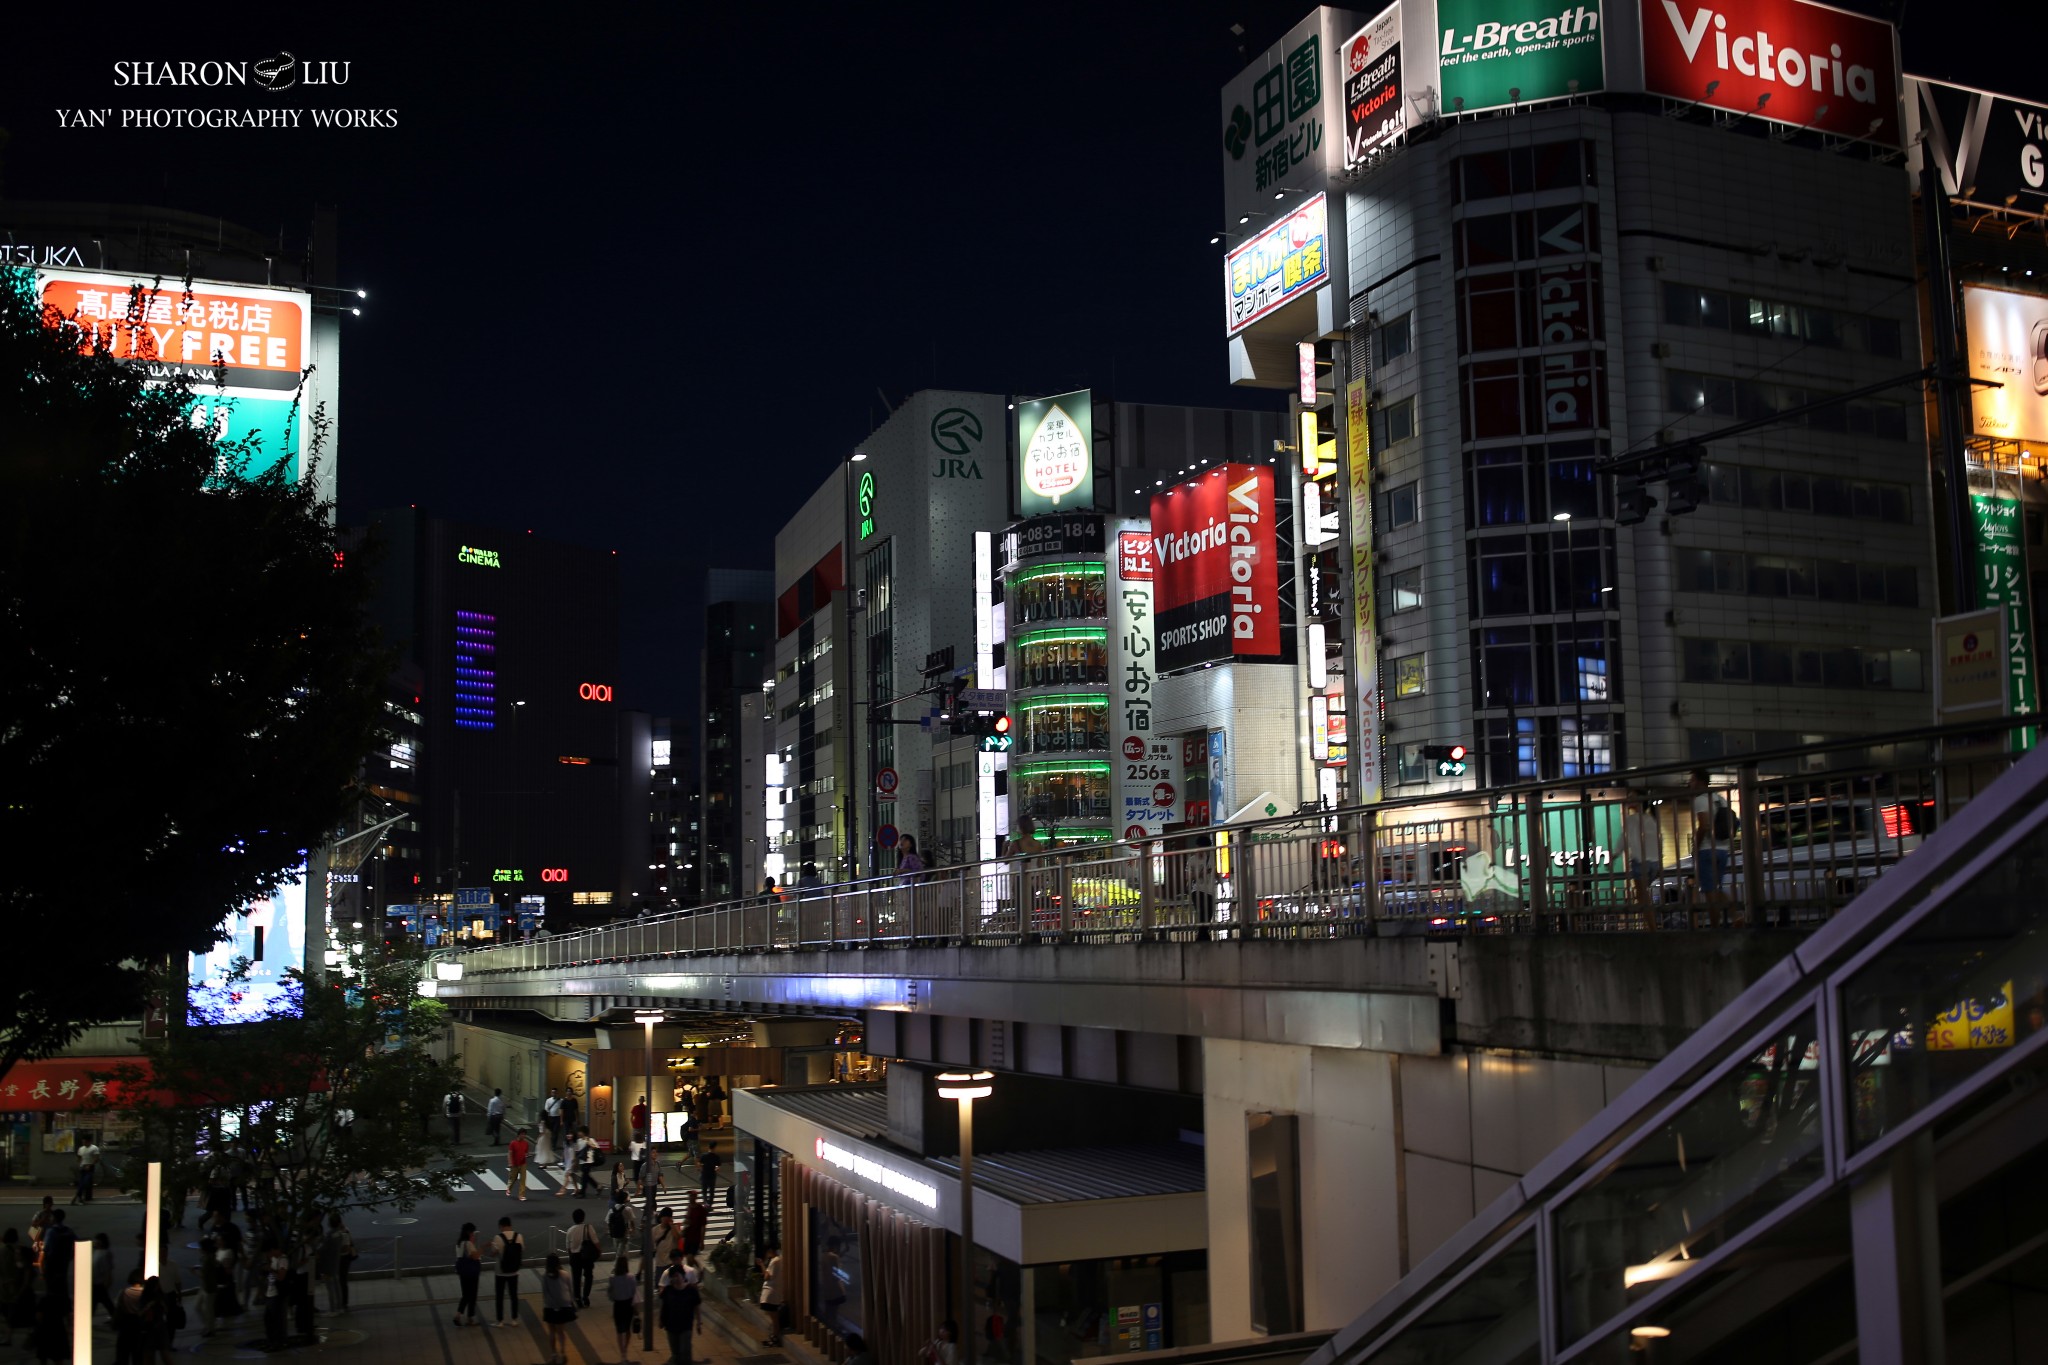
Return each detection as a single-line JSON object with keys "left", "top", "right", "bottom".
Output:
{"left": 1011, "top": 630, "right": 1109, "bottom": 689}
{"left": 1017, "top": 697, "right": 1109, "bottom": 755}
{"left": 1009, "top": 563, "right": 1108, "bottom": 624}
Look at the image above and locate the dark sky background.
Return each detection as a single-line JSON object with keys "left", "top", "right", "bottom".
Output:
{"left": 0, "top": 2, "right": 2032, "bottom": 720}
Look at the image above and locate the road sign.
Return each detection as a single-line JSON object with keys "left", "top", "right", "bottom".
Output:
{"left": 959, "top": 688, "right": 1005, "bottom": 711}
{"left": 875, "top": 767, "right": 900, "bottom": 796}
{"left": 876, "top": 824, "right": 900, "bottom": 850}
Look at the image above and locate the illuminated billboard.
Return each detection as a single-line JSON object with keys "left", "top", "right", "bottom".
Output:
{"left": 37, "top": 270, "right": 312, "bottom": 482}
{"left": 1017, "top": 389, "right": 1094, "bottom": 516}
{"left": 1343, "top": 4, "right": 1405, "bottom": 166}
{"left": 1963, "top": 285, "right": 2048, "bottom": 444}
{"left": 1437, "top": 0, "right": 1603, "bottom": 114}
{"left": 1640, "top": 0, "right": 1900, "bottom": 145}
{"left": 188, "top": 873, "right": 307, "bottom": 1023}
{"left": 1224, "top": 193, "right": 1329, "bottom": 336}
{"left": 1149, "top": 464, "right": 1284, "bottom": 673}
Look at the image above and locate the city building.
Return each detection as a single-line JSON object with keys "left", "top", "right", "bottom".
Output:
{"left": 354, "top": 508, "right": 652, "bottom": 930}
{"left": 1223, "top": 5, "right": 1959, "bottom": 819}
{"left": 767, "top": 391, "right": 1289, "bottom": 882}
{"left": 698, "top": 569, "right": 774, "bottom": 901}
{"left": 648, "top": 715, "right": 697, "bottom": 911}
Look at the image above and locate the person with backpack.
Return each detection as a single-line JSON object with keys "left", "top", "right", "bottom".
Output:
{"left": 1689, "top": 769, "right": 1735, "bottom": 912}
{"left": 657, "top": 1250, "right": 703, "bottom": 1365}
{"left": 451, "top": 1223, "right": 483, "bottom": 1326}
{"left": 488, "top": 1217, "right": 525, "bottom": 1326}
{"left": 606, "top": 1192, "right": 636, "bottom": 1249}
{"left": 565, "top": 1207, "right": 604, "bottom": 1308}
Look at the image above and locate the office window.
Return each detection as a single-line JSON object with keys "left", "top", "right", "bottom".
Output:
{"left": 1394, "top": 653, "right": 1426, "bottom": 698}
{"left": 1376, "top": 312, "right": 1413, "bottom": 363}
{"left": 1388, "top": 567, "right": 1423, "bottom": 613}
{"left": 1383, "top": 481, "right": 1420, "bottom": 528}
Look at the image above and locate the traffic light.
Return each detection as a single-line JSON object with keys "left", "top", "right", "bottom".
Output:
{"left": 1419, "top": 744, "right": 1469, "bottom": 777}
{"left": 1617, "top": 477, "right": 1658, "bottom": 526}
{"left": 977, "top": 713, "right": 1014, "bottom": 753}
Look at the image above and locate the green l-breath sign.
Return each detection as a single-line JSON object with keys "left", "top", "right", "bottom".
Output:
{"left": 1438, "top": 0, "right": 1604, "bottom": 114}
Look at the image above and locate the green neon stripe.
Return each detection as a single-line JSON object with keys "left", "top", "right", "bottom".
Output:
{"left": 1014, "top": 627, "right": 1108, "bottom": 647}
{"left": 1016, "top": 695, "right": 1110, "bottom": 712}
{"left": 1010, "top": 561, "right": 1106, "bottom": 585}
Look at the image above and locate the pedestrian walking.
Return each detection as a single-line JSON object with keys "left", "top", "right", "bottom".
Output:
{"left": 92, "top": 1232, "right": 116, "bottom": 1322}
{"left": 489, "top": 1217, "right": 525, "bottom": 1326}
{"left": 316, "top": 1212, "right": 351, "bottom": 1313}
{"left": 629, "top": 1094, "right": 649, "bottom": 1145}
{"left": 445, "top": 1089, "right": 465, "bottom": 1143}
{"left": 28, "top": 1196, "right": 54, "bottom": 1256}
{"left": 657, "top": 1251, "right": 702, "bottom": 1365}
{"left": 541, "top": 1088, "right": 564, "bottom": 1152}
{"left": 258, "top": 1235, "right": 289, "bottom": 1348}
{"left": 507, "top": 1128, "right": 532, "bottom": 1200}
{"left": 758, "top": 1243, "right": 785, "bottom": 1347}
{"left": 540, "top": 1252, "right": 577, "bottom": 1364}
{"left": 111, "top": 1268, "right": 144, "bottom": 1365}
{"left": 560, "top": 1091, "right": 581, "bottom": 1141}
{"left": 566, "top": 1207, "right": 604, "bottom": 1307}
{"left": 1621, "top": 793, "right": 1663, "bottom": 907}
{"left": 39, "top": 1211, "right": 76, "bottom": 1304}
{"left": 697, "top": 1147, "right": 720, "bottom": 1201}
{"left": 485, "top": 1088, "right": 507, "bottom": 1144}
{"left": 0, "top": 1229, "right": 30, "bottom": 1350}
{"left": 607, "top": 1190, "right": 636, "bottom": 1247}
{"left": 578, "top": 1127, "right": 602, "bottom": 1196}
{"left": 452, "top": 1223, "right": 483, "bottom": 1326}
{"left": 607, "top": 1256, "right": 640, "bottom": 1364}
{"left": 73, "top": 1136, "right": 103, "bottom": 1204}
{"left": 681, "top": 1193, "right": 707, "bottom": 1259}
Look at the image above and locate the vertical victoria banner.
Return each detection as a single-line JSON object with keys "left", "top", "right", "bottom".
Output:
{"left": 1016, "top": 389, "right": 1094, "bottom": 516}
{"left": 1345, "top": 379, "right": 1382, "bottom": 802}
{"left": 1111, "top": 524, "right": 1182, "bottom": 842}
{"left": 1149, "top": 464, "right": 1284, "bottom": 673}
{"left": 1344, "top": 4, "right": 1405, "bottom": 167}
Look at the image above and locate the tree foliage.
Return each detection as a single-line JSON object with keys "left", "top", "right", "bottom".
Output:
{"left": 103, "top": 942, "right": 483, "bottom": 1259}
{"left": 0, "top": 263, "right": 390, "bottom": 1076}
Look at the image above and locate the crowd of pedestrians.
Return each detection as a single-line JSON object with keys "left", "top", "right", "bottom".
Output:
{"left": 0, "top": 1197, "right": 203, "bottom": 1363}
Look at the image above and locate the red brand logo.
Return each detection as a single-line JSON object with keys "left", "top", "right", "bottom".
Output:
{"left": 578, "top": 682, "right": 614, "bottom": 702}
{"left": 540, "top": 868, "right": 569, "bottom": 883}
{"left": 1642, "top": 0, "right": 1899, "bottom": 144}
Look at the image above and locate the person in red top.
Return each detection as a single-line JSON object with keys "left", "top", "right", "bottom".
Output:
{"left": 506, "top": 1129, "right": 532, "bottom": 1201}
{"left": 630, "top": 1097, "right": 649, "bottom": 1145}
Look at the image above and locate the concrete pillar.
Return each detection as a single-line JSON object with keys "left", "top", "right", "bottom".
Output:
{"left": 1850, "top": 1137, "right": 1947, "bottom": 1365}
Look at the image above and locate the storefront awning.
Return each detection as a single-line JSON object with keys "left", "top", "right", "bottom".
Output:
{"left": 0, "top": 1057, "right": 153, "bottom": 1111}
{"left": 736, "top": 1085, "right": 1206, "bottom": 1265}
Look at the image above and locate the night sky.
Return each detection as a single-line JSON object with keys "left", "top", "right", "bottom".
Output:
{"left": 0, "top": 2, "right": 2031, "bottom": 719}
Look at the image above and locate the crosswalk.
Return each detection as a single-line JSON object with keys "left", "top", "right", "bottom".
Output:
{"left": 439, "top": 1162, "right": 738, "bottom": 1242}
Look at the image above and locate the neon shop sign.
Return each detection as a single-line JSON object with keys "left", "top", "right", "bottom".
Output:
{"left": 458, "top": 545, "right": 501, "bottom": 568}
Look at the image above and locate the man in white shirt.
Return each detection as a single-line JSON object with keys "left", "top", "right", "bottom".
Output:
{"left": 73, "top": 1138, "right": 102, "bottom": 1205}
{"left": 1620, "top": 795, "right": 1661, "bottom": 906}
{"left": 485, "top": 1089, "right": 507, "bottom": 1145}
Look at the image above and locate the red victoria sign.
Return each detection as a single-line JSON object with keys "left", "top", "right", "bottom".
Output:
{"left": 1148, "top": 464, "right": 1284, "bottom": 672}
{"left": 1641, "top": 0, "right": 1901, "bottom": 146}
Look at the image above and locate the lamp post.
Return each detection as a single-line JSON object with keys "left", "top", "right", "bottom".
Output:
{"left": 937, "top": 1070, "right": 994, "bottom": 1365}
{"left": 635, "top": 1009, "right": 664, "bottom": 1351}
{"left": 144, "top": 1161, "right": 161, "bottom": 1279}
{"left": 1553, "top": 512, "right": 1597, "bottom": 911}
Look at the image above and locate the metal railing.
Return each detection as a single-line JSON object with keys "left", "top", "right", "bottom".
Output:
{"left": 440, "top": 721, "right": 2030, "bottom": 975}
{"left": 1300, "top": 731, "right": 2048, "bottom": 1365}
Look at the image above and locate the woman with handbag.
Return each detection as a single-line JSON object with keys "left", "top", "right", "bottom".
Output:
{"left": 607, "top": 1256, "right": 640, "bottom": 1365}
{"left": 566, "top": 1207, "right": 604, "bottom": 1307}
{"left": 539, "top": 1252, "right": 577, "bottom": 1365}
{"left": 452, "top": 1223, "right": 483, "bottom": 1326}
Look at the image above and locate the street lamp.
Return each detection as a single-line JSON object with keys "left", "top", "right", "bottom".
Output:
{"left": 635, "top": 1009, "right": 665, "bottom": 1352}
{"left": 936, "top": 1070, "right": 994, "bottom": 1365}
